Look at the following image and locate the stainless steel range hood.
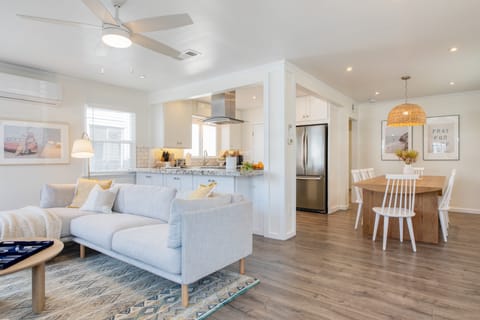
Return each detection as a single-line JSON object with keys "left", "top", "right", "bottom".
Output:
{"left": 203, "top": 91, "right": 244, "bottom": 124}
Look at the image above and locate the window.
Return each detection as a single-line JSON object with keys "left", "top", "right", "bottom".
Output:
{"left": 184, "top": 119, "right": 217, "bottom": 157}
{"left": 86, "top": 106, "right": 135, "bottom": 172}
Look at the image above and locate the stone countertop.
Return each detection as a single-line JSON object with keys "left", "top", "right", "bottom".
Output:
{"left": 134, "top": 167, "right": 264, "bottom": 177}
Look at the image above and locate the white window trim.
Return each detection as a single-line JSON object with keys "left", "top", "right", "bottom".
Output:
{"left": 186, "top": 118, "right": 220, "bottom": 158}
{"left": 85, "top": 104, "right": 136, "bottom": 174}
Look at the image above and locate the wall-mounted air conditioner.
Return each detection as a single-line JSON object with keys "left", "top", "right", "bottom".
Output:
{"left": 0, "top": 72, "right": 63, "bottom": 106}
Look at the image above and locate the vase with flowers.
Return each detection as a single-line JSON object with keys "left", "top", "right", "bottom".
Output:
{"left": 395, "top": 149, "right": 418, "bottom": 174}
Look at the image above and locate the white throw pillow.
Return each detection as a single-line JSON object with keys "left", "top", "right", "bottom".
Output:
{"left": 167, "top": 194, "right": 232, "bottom": 249}
{"left": 80, "top": 184, "right": 119, "bottom": 214}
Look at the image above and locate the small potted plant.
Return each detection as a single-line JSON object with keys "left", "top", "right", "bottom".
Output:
{"left": 395, "top": 149, "right": 418, "bottom": 174}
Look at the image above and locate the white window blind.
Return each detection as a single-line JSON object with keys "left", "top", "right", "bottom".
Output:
{"left": 86, "top": 106, "right": 136, "bottom": 173}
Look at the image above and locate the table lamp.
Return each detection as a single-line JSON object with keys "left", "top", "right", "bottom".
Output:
{"left": 71, "top": 132, "right": 94, "bottom": 178}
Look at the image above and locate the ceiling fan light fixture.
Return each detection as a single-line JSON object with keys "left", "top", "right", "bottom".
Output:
{"left": 102, "top": 26, "right": 132, "bottom": 48}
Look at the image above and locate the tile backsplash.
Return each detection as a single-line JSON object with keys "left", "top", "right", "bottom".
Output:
{"left": 136, "top": 146, "right": 150, "bottom": 168}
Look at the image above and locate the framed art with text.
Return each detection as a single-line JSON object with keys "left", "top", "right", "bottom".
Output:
{"left": 423, "top": 115, "right": 460, "bottom": 161}
{"left": 381, "top": 120, "right": 413, "bottom": 160}
{"left": 0, "top": 119, "right": 69, "bottom": 165}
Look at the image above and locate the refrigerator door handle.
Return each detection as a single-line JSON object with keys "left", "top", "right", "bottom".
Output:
{"left": 305, "top": 131, "right": 309, "bottom": 168}
{"left": 297, "top": 176, "right": 324, "bottom": 180}
{"left": 302, "top": 130, "right": 307, "bottom": 170}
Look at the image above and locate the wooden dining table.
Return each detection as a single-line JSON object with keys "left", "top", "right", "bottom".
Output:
{"left": 354, "top": 175, "right": 446, "bottom": 244}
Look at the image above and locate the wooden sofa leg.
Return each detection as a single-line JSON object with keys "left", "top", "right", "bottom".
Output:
{"left": 239, "top": 258, "right": 245, "bottom": 275}
{"left": 181, "top": 284, "right": 189, "bottom": 307}
{"left": 79, "top": 245, "right": 85, "bottom": 259}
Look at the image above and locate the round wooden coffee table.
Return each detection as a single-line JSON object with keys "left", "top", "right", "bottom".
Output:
{"left": 0, "top": 238, "right": 64, "bottom": 313}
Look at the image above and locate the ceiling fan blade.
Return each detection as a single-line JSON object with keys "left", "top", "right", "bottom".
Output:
{"left": 124, "top": 14, "right": 193, "bottom": 33}
{"left": 81, "top": 0, "right": 117, "bottom": 25}
{"left": 131, "top": 33, "right": 181, "bottom": 60}
{"left": 17, "top": 14, "right": 102, "bottom": 29}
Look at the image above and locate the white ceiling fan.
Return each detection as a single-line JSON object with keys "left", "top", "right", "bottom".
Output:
{"left": 17, "top": 0, "right": 196, "bottom": 60}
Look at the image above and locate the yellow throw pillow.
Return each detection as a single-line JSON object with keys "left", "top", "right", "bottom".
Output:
{"left": 69, "top": 178, "right": 113, "bottom": 208}
{"left": 187, "top": 182, "right": 217, "bottom": 200}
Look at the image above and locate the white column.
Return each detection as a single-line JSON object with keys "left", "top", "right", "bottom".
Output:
{"left": 263, "top": 66, "right": 297, "bottom": 240}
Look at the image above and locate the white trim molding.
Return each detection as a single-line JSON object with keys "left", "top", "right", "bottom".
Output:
{"left": 450, "top": 207, "right": 480, "bottom": 214}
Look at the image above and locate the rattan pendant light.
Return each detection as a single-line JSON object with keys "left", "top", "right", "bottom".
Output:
{"left": 387, "top": 76, "right": 426, "bottom": 127}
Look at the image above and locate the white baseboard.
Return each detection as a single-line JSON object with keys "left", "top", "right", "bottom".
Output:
{"left": 328, "top": 204, "right": 350, "bottom": 214}
{"left": 450, "top": 207, "right": 480, "bottom": 214}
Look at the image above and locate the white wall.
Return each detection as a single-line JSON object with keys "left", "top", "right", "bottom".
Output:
{"left": 356, "top": 90, "right": 480, "bottom": 213}
{"left": 0, "top": 74, "right": 149, "bottom": 210}
{"left": 287, "top": 63, "right": 356, "bottom": 213}
{"left": 328, "top": 104, "right": 350, "bottom": 212}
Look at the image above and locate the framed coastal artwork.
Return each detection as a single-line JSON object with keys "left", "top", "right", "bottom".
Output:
{"left": 0, "top": 120, "right": 69, "bottom": 165}
{"left": 423, "top": 115, "right": 460, "bottom": 161}
{"left": 381, "top": 120, "right": 413, "bottom": 161}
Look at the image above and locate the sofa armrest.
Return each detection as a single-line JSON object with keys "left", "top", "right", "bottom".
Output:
{"left": 40, "top": 184, "right": 76, "bottom": 208}
{"left": 181, "top": 201, "right": 253, "bottom": 284}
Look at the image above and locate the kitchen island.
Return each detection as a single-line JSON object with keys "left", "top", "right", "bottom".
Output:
{"left": 135, "top": 167, "right": 265, "bottom": 235}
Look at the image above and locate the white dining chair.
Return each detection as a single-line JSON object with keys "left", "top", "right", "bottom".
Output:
{"left": 413, "top": 167, "right": 424, "bottom": 177}
{"left": 372, "top": 174, "right": 418, "bottom": 252}
{"left": 359, "top": 169, "right": 370, "bottom": 180}
{"left": 351, "top": 169, "right": 363, "bottom": 230}
{"left": 366, "top": 168, "right": 376, "bottom": 178}
{"left": 438, "top": 169, "right": 457, "bottom": 242}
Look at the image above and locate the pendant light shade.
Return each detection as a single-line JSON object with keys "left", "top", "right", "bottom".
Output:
{"left": 387, "top": 76, "right": 426, "bottom": 127}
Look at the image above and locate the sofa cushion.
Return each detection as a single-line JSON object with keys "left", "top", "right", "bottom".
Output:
{"left": 69, "top": 178, "right": 112, "bottom": 208}
{"left": 80, "top": 185, "right": 119, "bottom": 214}
{"left": 46, "top": 207, "right": 95, "bottom": 238}
{"left": 112, "top": 224, "right": 181, "bottom": 275}
{"left": 113, "top": 184, "right": 177, "bottom": 222}
{"left": 71, "top": 214, "right": 162, "bottom": 250}
{"left": 188, "top": 182, "right": 216, "bottom": 199}
{"left": 40, "top": 184, "right": 75, "bottom": 208}
{"left": 167, "top": 194, "right": 232, "bottom": 249}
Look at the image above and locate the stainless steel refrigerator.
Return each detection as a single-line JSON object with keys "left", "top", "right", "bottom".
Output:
{"left": 296, "top": 124, "right": 327, "bottom": 213}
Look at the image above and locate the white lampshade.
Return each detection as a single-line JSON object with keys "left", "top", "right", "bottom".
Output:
{"left": 71, "top": 138, "right": 94, "bottom": 158}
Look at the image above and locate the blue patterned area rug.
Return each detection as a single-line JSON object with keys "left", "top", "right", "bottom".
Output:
{"left": 0, "top": 245, "right": 259, "bottom": 320}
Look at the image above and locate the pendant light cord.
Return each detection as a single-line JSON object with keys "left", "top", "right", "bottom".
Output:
{"left": 401, "top": 75, "right": 411, "bottom": 104}
{"left": 404, "top": 78, "right": 408, "bottom": 104}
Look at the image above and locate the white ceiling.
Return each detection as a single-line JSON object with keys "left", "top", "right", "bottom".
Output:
{"left": 2, "top": 0, "right": 479, "bottom": 103}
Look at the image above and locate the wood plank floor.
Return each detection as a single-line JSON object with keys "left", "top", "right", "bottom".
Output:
{"left": 213, "top": 208, "right": 480, "bottom": 320}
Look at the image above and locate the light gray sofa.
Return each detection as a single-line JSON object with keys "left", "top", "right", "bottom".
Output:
{"left": 40, "top": 183, "right": 253, "bottom": 306}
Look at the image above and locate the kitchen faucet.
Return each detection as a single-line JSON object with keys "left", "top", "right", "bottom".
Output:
{"left": 203, "top": 150, "right": 208, "bottom": 165}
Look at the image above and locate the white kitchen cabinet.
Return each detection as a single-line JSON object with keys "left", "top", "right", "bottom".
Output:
{"left": 296, "top": 96, "right": 329, "bottom": 124}
{"left": 152, "top": 101, "right": 192, "bottom": 148}
{"left": 235, "top": 175, "right": 265, "bottom": 236}
{"left": 136, "top": 173, "right": 163, "bottom": 185}
{"left": 164, "top": 174, "right": 193, "bottom": 193}
{"left": 193, "top": 176, "right": 235, "bottom": 194}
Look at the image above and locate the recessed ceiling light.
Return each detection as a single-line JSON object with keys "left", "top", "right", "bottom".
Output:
{"left": 449, "top": 81, "right": 455, "bottom": 85}
{"left": 346, "top": 66, "right": 353, "bottom": 72}
{"left": 375, "top": 91, "right": 380, "bottom": 95}
{"left": 100, "top": 67, "right": 105, "bottom": 74}
{"left": 252, "top": 95, "right": 257, "bottom": 100}
{"left": 449, "top": 47, "right": 458, "bottom": 52}
{"left": 139, "top": 75, "right": 146, "bottom": 79}
{"left": 129, "top": 67, "right": 134, "bottom": 74}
